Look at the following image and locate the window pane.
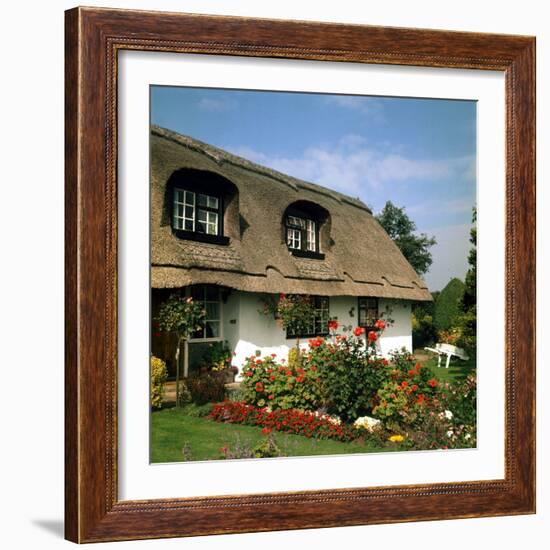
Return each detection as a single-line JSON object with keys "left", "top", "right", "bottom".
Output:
{"left": 207, "top": 196, "right": 219, "bottom": 209}
{"left": 286, "top": 295, "right": 330, "bottom": 338}
{"left": 197, "top": 193, "right": 207, "bottom": 207}
{"left": 184, "top": 191, "right": 195, "bottom": 206}
{"left": 197, "top": 209, "right": 207, "bottom": 222}
{"left": 205, "top": 321, "right": 220, "bottom": 338}
{"left": 174, "top": 190, "right": 183, "bottom": 203}
{"left": 306, "top": 219, "right": 317, "bottom": 251}
{"left": 287, "top": 228, "right": 301, "bottom": 249}
{"left": 287, "top": 215, "right": 305, "bottom": 228}
{"left": 205, "top": 302, "right": 220, "bottom": 320}
{"left": 207, "top": 212, "right": 219, "bottom": 234}
{"left": 358, "top": 298, "right": 378, "bottom": 327}
{"left": 184, "top": 219, "right": 194, "bottom": 231}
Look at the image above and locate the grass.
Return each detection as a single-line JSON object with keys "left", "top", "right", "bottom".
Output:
{"left": 151, "top": 407, "right": 390, "bottom": 463}
{"left": 418, "top": 353, "right": 476, "bottom": 383}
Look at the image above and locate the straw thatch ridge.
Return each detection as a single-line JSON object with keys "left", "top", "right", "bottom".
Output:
{"left": 151, "top": 125, "right": 432, "bottom": 301}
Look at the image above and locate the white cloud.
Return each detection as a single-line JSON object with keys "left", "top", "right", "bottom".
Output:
{"left": 226, "top": 137, "right": 473, "bottom": 195}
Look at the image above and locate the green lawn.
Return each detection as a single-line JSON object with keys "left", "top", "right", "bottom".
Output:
{"left": 151, "top": 407, "right": 390, "bottom": 463}
{"left": 419, "top": 354, "right": 476, "bottom": 383}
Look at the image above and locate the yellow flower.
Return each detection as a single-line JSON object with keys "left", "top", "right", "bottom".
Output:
{"left": 388, "top": 434, "right": 405, "bottom": 443}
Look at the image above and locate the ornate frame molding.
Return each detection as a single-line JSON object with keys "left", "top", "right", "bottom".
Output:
{"left": 65, "top": 7, "right": 535, "bottom": 542}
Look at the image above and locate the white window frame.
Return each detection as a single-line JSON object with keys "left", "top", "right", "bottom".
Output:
{"left": 287, "top": 226, "right": 302, "bottom": 250}
{"left": 286, "top": 214, "right": 319, "bottom": 253}
{"left": 306, "top": 219, "right": 317, "bottom": 252}
{"left": 172, "top": 188, "right": 221, "bottom": 235}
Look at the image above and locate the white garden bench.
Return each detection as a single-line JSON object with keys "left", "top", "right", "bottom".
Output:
{"left": 424, "top": 343, "right": 469, "bottom": 369}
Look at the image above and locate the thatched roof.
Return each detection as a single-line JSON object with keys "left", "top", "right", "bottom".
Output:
{"left": 151, "top": 126, "right": 431, "bottom": 301}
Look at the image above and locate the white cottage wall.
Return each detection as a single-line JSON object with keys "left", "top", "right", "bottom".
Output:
{"left": 229, "top": 291, "right": 413, "bottom": 377}
{"left": 221, "top": 289, "right": 240, "bottom": 354}
{"left": 378, "top": 298, "right": 413, "bottom": 356}
{"left": 232, "top": 292, "right": 290, "bottom": 374}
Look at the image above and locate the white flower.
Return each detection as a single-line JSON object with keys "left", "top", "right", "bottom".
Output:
{"left": 446, "top": 430, "right": 454, "bottom": 438}
{"left": 354, "top": 416, "right": 381, "bottom": 432}
{"left": 314, "top": 411, "right": 341, "bottom": 425}
{"left": 465, "top": 433, "right": 472, "bottom": 440}
{"left": 444, "top": 410, "right": 454, "bottom": 420}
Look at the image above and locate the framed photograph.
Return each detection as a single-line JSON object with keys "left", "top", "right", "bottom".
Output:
{"left": 65, "top": 7, "right": 535, "bottom": 543}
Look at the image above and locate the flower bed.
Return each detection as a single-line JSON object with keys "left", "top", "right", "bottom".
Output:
{"left": 227, "top": 317, "right": 476, "bottom": 451}
{"left": 210, "top": 400, "right": 358, "bottom": 442}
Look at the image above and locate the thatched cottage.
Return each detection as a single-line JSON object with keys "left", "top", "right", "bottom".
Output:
{"left": 151, "top": 126, "right": 432, "bottom": 377}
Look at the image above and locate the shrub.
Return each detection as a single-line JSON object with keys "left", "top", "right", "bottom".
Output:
{"left": 445, "top": 373, "right": 476, "bottom": 426}
{"left": 372, "top": 349, "right": 442, "bottom": 427}
{"left": 240, "top": 352, "right": 323, "bottom": 411}
{"left": 200, "top": 340, "right": 232, "bottom": 370}
{"left": 455, "top": 309, "right": 477, "bottom": 353}
{"left": 433, "top": 278, "right": 465, "bottom": 331}
{"left": 437, "top": 327, "right": 462, "bottom": 345}
{"left": 307, "top": 322, "right": 391, "bottom": 422}
{"left": 412, "top": 313, "right": 437, "bottom": 348}
{"left": 369, "top": 349, "right": 476, "bottom": 449}
{"left": 150, "top": 355, "right": 168, "bottom": 409}
{"left": 210, "top": 400, "right": 357, "bottom": 442}
{"left": 180, "top": 402, "right": 214, "bottom": 417}
{"left": 186, "top": 372, "right": 226, "bottom": 405}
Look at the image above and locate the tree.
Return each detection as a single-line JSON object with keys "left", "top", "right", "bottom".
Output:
{"left": 376, "top": 201, "right": 436, "bottom": 276}
{"left": 461, "top": 208, "right": 477, "bottom": 311}
{"left": 457, "top": 208, "right": 477, "bottom": 352}
{"left": 156, "top": 294, "right": 206, "bottom": 407}
{"left": 433, "top": 278, "right": 465, "bottom": 332}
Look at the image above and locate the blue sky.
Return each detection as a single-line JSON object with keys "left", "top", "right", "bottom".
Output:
{"left": 151, "top": 86, "right": 476, "bottom": 291}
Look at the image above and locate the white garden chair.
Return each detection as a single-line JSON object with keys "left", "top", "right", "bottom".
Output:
{"left": 424, "top": 343, "right": 469, "bottom": 369}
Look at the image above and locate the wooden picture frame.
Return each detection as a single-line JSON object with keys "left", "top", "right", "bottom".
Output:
{"left": 65, "top": 6, "right": 536, "bottom": 543}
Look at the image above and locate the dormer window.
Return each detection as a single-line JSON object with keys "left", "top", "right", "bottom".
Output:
{"left": 284, "top": 205, "right": 325, "bottom": 260}
{"left": 170, "top": 179, "right": 230, "bottom": 245}
{"left": 173, "top": 189, "right": 221, "bottom": 235}
{"left": 286, "top": 215, "right": 317, "bottom": 252}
